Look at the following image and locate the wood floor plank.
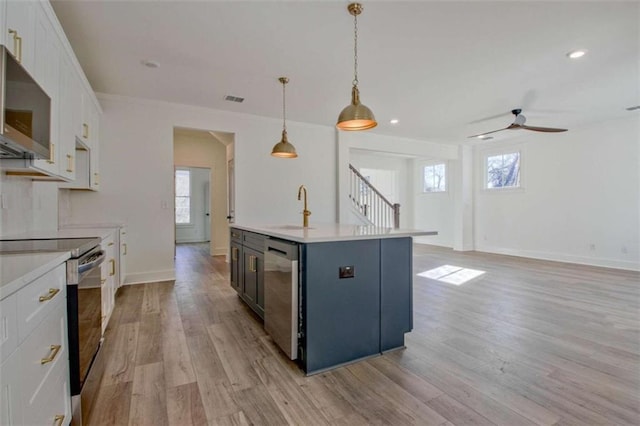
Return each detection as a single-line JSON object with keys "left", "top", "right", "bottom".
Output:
{"left": 129, "top": 362, "right": 169, "bottom": 426}
{"left": 101, "top": 322, "right": 139, "bottom": 386}
{"left": 135, "top": 312, "right": 163, "bottom": 366}
{"left": 166, "top": 382, "right": 208, "bottom": 426}
{"left": 86, "top": 381, "right": 133, "bottom": 426}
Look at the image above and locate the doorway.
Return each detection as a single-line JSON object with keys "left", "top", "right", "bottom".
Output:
{"left": 173, "top": 127, "right": 234, "bottom": 257}
{"left": 175, "top": 167, "right": 211, "bottom": 243}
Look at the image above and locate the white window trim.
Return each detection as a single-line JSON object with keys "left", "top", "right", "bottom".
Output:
{"left": 420, "top": 161, "right": 448, "bottom": 194}
{"left": 175, "top": 168, "right": 194, "bottom": 226}
{"left": 481, "top": 149, "right": 525, "bottom": 193}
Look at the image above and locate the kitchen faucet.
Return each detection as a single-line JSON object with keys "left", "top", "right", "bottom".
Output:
{"left": 297, "top": 185, "right": 311, "bottom": 228}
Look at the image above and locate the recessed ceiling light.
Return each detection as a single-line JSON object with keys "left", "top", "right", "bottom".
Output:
{"left": 390, "top": 119, "right": 399, "bottom": 124}
{"left": 566, "top": 50, "right": 587, "bottom": 59}
{"left": 141, "top": 59, "right": 160, "bottom": 68}
{"left": 477, "top": 135, "right": 493, "bottom": 140}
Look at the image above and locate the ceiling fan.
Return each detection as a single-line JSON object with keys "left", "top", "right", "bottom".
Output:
{"left": 468, "top": 109, "right": 568, "bottom": 139}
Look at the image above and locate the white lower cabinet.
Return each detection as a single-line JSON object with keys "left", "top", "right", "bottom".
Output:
{"left": 0, "top": 263, "right": 71, "bottom": 426}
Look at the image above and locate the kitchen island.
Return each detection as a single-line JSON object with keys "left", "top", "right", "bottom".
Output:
{"left": 230, "top": 223, "right": 436, "bottom": 375}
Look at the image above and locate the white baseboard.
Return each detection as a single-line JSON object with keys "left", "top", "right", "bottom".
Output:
{"left": 124, "top": 269, "right": 176, "bottom": 285}
{"left": 212, "top": 247, "right": 227, "bottom": 256}
{"left": 476, "top": 244, "right": 640, "bottom": 272}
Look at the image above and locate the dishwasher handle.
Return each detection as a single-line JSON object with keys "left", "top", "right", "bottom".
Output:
{"left": 265, "top": 238, "right": 298, "bottom": 260}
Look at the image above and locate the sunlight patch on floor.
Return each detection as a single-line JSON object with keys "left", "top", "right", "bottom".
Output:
{"left": 417, "top": 265, "right": 486, "bottom": 286}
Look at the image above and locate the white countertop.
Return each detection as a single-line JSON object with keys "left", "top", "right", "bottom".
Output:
{"left": 0, "top": 251, "right": 70, "bottom": 300}
{"left": 231, "top": 223, "right": 437, "bottom": 243}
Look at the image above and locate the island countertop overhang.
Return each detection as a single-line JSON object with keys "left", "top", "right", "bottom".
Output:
{"left": 230, "top": 223, "right": 437, "bottom": 243}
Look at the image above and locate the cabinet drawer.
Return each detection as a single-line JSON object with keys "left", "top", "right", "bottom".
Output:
{"left": 20, "top": 301, "right": 68, "bottom": 406}
{"left": 0, "top": 348, "right": 24, "bottom": 425}
{"left": 22, "top": 351, "right": 70, "bottom": 426}
{"left": 243, "top": 231, "right": 266, "bottom": 251}
{"left": 0, "top": 293, "right": 18, "bottom": 360}
{"left": 17, "top": 263, "right": 66, "bottom": 343}
{"left": 230, "top": 228, "right": 243, "bottom": 242}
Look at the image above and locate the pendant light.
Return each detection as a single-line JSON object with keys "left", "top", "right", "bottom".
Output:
{"left": 337, "top": 3, "right": 377, "bottom": 131}
{"left": 271, "top": 77, "right": 298, "bottom": 158}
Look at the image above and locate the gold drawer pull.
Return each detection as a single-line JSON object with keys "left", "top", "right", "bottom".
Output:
{"left": 41, "top": 345, "right": 61, "bottom": 364}
{"left": 54, "top": 414, "right": 65, "bottom": 426}
{"left": 39, "top": 288, "right": 60, "bottom": 302}
{"left": 108, "top": 242, "right": 114, "bottom": 246}
{"left": 109, "top": 259, "right": 116, "bottom": 276}
{"left": 123, "top": 243, "right": 127, "bottom": 255}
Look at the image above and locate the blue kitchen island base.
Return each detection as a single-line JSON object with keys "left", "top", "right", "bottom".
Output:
{"left": 299, "top": 237, "right": 413, "bottom": 375}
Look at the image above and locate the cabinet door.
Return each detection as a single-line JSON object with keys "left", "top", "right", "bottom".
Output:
{"left": 56, "top": 54, "right": 76, "bottom": 181}
{"left": 243, "top": 247, "right": 259, "bottom": 306}
{"left": 4, "top": 0, "right": 35, "bottom": 73}
{"left": 0, "top": 348, "right": 24, "bottom": 426}
{"left": 32, "top": 6, "right": 61, "bottom": 176}
{"left": 89, "top": 107, "right": 100, "bottom": 190}
{"left": 230, "top": 241, "right": 243, "bottom": 294}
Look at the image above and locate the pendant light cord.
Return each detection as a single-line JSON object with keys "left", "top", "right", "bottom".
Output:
{"left": 282, "top": 80, "right": 287, "bottom": 132}
{"left": 353, "top": 13, "right": 359, "bottom": 87}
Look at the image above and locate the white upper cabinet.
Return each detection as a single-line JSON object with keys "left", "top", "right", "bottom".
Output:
{"left": 31, "top": 4, "right": 61, "bottom": 176}
{"left": 0, "top": 0, "right": 102, "bottom": 186}
{"left": 4, "top": 0, "right": 35, "bottom": 73}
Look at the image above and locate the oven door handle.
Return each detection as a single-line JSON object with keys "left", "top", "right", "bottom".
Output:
{"left": 78, "top": 250, "right": 106, "bottom": 274}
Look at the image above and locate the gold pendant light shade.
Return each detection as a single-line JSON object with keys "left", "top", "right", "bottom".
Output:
{"left": 271, "top": 129, "right": 298, "bottom": 158}
{"left": 337, "top": 86, "right": 377, "bottom": 131}
{"left": 271, "top": 77, "right": 298, "bottom": 158}
{"left": 336, "top": 3, "right": 377, "bottom": 131}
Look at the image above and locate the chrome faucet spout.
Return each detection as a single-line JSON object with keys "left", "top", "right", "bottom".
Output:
{"left": 297, "top": 185, "right": 311, "bottom": 227}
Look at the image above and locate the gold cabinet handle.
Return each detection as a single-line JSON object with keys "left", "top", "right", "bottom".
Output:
{"left": 82, "top": 123, "right": 89, "bottom": 139}
{"left": 39, "top": 288, "right": 60, "bottom": 302}
{"left": 231, "top": 247, "right": 238, "bottom": 261}
{"left": 41, "top": 344, "right": 62, "bottom": 364}
{"left": 16, "top": 35, "right": 22, "bottom": 63}
{"left": 47, "top": 143, "right": 55, "bottom": 164}
{"left": 123, "top": 243, "right": 127, "bottom": 255}
{"left": 249, "top": 255, "right": 257, "bottom": 272}
{"left": 94, "top": 172, "right": 100, "bottom": 185}
{"left": 109, "top": 259, "right": 115, "bottom": 276}
{"left": 54, "top": 415, "right": 65, "bottom": 426}
{"left": 66, "top": 154, "right": 74, "bottom": 172}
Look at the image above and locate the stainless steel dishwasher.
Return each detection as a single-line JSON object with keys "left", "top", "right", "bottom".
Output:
{"left": 264, "top": 238, "right": 299, "bottom": 360}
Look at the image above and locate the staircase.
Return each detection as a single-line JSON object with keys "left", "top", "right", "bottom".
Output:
{"left": 348, "top": 164, "right": 400, "bottom": 228}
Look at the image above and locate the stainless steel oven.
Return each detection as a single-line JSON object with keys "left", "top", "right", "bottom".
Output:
{"left": 66, "top": 244, "right": 105, "bottom": 426}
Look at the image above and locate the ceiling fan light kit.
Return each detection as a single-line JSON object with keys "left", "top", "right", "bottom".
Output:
{"left": 468, "top": 109, "right": 568, "bottom": 139}
{"left": 336, "top": 2, "right": 377, "bottom": 131}
{"left": 271, "top": 77, "right": 298, "bottom": 158}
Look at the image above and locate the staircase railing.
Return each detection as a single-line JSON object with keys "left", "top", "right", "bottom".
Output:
{"left": 349, "top": 164, "right": 400, "bottom": 228}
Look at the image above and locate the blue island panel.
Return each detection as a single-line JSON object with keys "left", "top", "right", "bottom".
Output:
{"left": 302, "top": 239, "right": 381, "bottom": 374}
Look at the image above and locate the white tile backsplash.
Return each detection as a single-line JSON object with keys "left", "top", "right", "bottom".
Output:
{"left": 0, "top": 173, "right": 59, "bottom": 237}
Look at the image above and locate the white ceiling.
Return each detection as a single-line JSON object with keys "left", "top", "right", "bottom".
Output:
{"left": 51, "top": 1, "right": 639, "bottom": 144}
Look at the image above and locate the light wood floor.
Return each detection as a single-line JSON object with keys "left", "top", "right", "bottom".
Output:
{"left": 87, "top": 243, "right": 640, "bottom": 425}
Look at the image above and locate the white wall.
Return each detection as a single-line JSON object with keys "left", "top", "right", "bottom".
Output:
{"left": 474, "top": 115, "right": 640, "bottom": 270}
{"left": 65, "top": 94, "right": 337, "bottom": 284}
{"left": 413, "top": 158, "right": 455, "bottom": 247}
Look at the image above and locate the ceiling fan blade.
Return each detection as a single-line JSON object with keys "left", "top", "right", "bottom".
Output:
{"left": 467, "top": 127, "right": 510, "bottom": 138}
{"left": 520, "top": 125, "right": 568, "bottom": 133}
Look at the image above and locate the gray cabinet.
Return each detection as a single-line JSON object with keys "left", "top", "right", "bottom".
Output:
{"left": 229, "top": 228, "right": 265, "bottom": 319}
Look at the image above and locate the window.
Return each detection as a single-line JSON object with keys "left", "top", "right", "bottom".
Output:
{"left": 175, "top": 169, "right": 191, "bottom": 224}
{"left": 423, "top": 163, "right": 446, "bottom": 192}
{"left": 486, "top": 152, "right": 520, "bottom": 189}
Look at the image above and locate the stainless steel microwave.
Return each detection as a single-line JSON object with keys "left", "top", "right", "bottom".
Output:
{"left": 0, "top": 45, "right": 51, "bottom": 159}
